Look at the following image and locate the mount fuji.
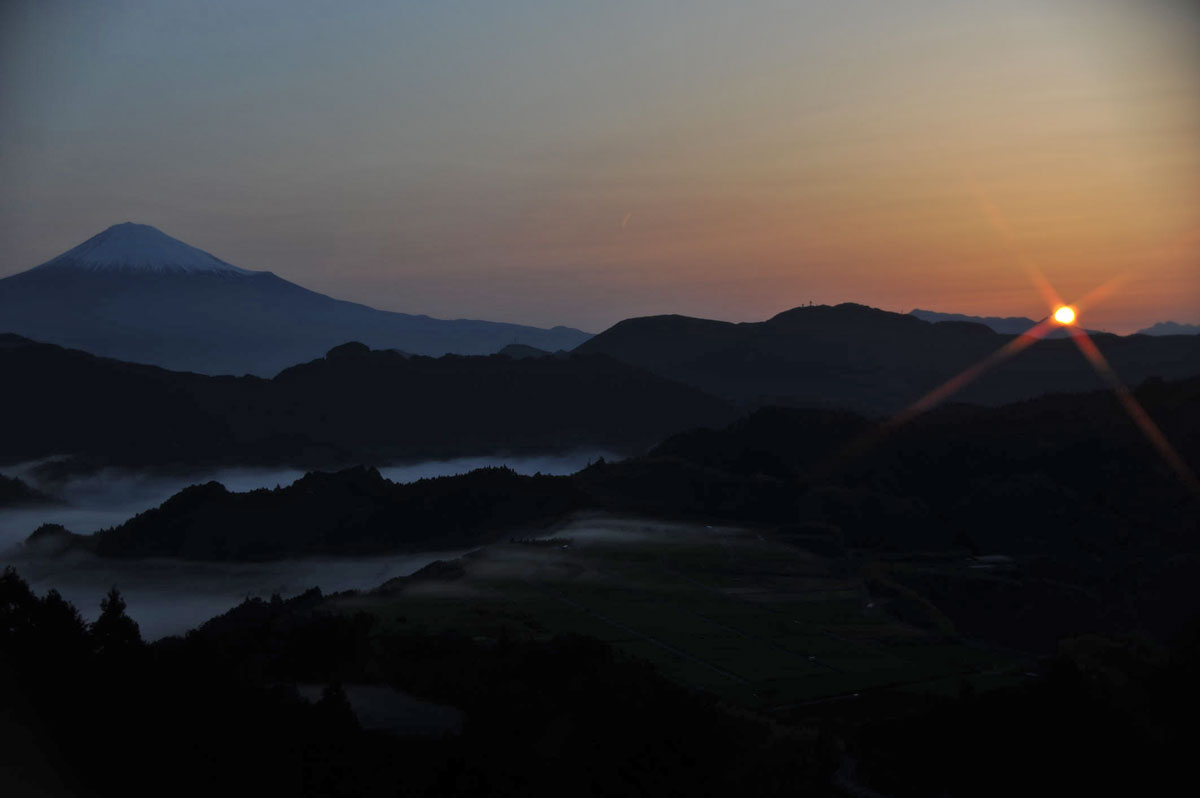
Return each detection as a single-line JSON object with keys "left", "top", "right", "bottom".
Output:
{"left": 0, "top": 223, "right": 591, "bottom": 375}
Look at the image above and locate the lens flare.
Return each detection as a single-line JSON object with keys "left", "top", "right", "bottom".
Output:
{"left": 1066, "top": 324, "right": 1200, "bottom": 496}
{"left": 815, "top": 186, "right": 1198, "bottom": 496}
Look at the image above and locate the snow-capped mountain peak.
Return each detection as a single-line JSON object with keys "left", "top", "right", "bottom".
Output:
{"left": 33, "top": 222, "right": 256, "bottom": 275}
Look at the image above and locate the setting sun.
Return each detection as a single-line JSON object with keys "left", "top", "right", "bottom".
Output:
{"left": 1054, "top": 306, "right": 1077, "bottom": 325}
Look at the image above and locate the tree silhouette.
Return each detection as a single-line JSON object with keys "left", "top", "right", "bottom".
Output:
{"left": 313, "top": 681, "right": 359, "bottom": 735}
{"left": 0, "top": 566, "right": 37, "bottom": 641}
{"left": 91, "top": 586, "right": 142, "bottom": 656}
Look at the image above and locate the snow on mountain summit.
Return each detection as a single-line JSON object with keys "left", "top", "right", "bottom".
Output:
{"left": 33, "top": 223, "right": 256, "bottom": 275}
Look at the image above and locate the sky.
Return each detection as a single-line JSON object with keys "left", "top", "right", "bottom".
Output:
{"left": 2, "top": 0, "right": 1198, "bottom": 333}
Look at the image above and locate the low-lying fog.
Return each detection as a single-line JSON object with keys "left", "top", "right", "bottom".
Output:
{"left": 0, "top": 450, "right": 616, "bottom": 549}
{"left": 6, "top": 548, "right": 475, "bottom": 641}
{"left": 0, "top": 450, "right": 616, "bottom": 639}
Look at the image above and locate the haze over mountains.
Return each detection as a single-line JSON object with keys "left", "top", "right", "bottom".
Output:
{"left": 1138, "top": 321, "right": 1200, "bottom": 336}
{"left": 0, "top": 223, "right": 591, "bottom": 376}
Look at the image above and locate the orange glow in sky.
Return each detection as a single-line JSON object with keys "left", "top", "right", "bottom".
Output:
{"left": 1, "top": 1, "right": 1197, "bottom": 332}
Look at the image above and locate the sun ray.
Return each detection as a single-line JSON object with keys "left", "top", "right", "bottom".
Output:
{"left": 1069, "top": 274, "right": 1127, "bottom": 318}
{"left": 822, "top": 186, "right": 1196, "bottom": 495}
{"left": 1066, "top": 325, "right": 1200, "bottom": 496}
{"left": 966, "top": 182, "right": 1064, "bottom": 312}
{"left": 978, "top": 181, "right": 1195, "bottom": 495}
{"left": 886, "top": 318, "right": 1056, "bottom": 430}
{"left": 821, "top": 318, "right": 1058, "bottom": 471}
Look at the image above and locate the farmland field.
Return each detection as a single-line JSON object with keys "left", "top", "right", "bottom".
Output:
{"left": 335, "top": 516, "right": 1027, "bottom": 710}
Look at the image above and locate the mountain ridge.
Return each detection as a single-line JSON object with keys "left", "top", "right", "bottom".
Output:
{"left": 577, "top": 303, "right": 1200, "bottom": 412}
{"left": 0, "top": 333, "right": 734, "bottom": 474}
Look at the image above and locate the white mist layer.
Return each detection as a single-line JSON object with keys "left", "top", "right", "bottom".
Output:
{"left": 0, "top": 450, "right": 617, "bottom": 639}
{"left": 7, "top": 549, "right": 471, "bottom": 641}
{"left": 0, "top": 450, "right": 617, "bottom": 549}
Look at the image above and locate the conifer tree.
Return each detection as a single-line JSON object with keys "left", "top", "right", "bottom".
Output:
{"left": 91, "top": 586, "right": 142, "bottom": 656}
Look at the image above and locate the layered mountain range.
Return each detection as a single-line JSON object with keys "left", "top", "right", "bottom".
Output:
{"left": 577, "top": 303, "right": 1200, "bottom": 412}
{"left": 0, "top": 334, "right": 734, "bottom": 473}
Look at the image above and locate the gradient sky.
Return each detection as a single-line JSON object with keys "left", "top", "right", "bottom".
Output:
{"left": 2, "top": 0, "right": 1197, "bottom": 333}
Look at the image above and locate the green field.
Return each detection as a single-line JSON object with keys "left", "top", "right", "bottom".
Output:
{"left": 336, "top": 517, "right": 1025, "bottom": 710}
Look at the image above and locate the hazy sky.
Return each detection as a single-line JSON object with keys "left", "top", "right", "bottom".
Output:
{"left": 2, "top": 0, "right": 1197, "bottom": 332}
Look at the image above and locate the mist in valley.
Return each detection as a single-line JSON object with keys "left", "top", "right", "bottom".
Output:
{"left": 4, "top": 548, "right": 477, "bottom": 640}
{"left": 0, "top": 450, "right": 617, "bottom": 639}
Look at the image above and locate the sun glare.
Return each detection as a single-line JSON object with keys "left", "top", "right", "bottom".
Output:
{"left": 1053, "top": 306, "right": 1076, "bottom": 325}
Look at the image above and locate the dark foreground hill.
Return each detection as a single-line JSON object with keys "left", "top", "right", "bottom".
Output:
{"left": 7, "top": 562, "right": 1197, "bottom": 797}
{"left": 44, "top": 467, "right": 580, "bottom": 560}
{"left": 0, "top": 222, "right": 591, "bottom": 375}
{"left": 0, "top": 335, "right": 734, "bottom": 473}
{"left": 0, "top": 568, "right": 828, "bottom": 798}
{"left": 576, "top": 303, "right": 1200, "bottom": 412}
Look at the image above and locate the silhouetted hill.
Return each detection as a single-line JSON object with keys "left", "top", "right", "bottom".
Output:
{"left": 579, "top": 375, "right": 1200, "bottom": 647}
{"left": 80, "top": 467, "right": 581, "bottom": 560}
{"left": 577, "top": 303, "right": 1200, "bottom": 412}
{"left": 0, "top": 223, "right": 591, "bottom": 375}
{"left": 0, "top": 335, "right": 735, "bottom": 472}
{"left": 497, "top": 343, "right": 555, "bottom": 358}
{"left": 0, "top": 474, "right": 52, "bottom": 508}
{"left": 609, "top": 375, "right": 1200, "bottom": 543}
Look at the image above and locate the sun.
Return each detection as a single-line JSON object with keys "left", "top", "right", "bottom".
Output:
{"left": 1053, "top": 306, "right": 1076, "bottom": 325}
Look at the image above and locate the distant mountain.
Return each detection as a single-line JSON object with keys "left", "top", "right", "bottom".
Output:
{"left": 0, "top": 223, "right": 591, "bottom": 375}
{"left": 498, "top": 343, "right": 555, "bottom": 358}
{"left": 910, "top": 307, "right": 1036, "bottom": 333}
{"left": 576, "top": 303, "right": 1200, "bottom": 412}
{"left": 0, "top": 334, "right": 734, "bottom": 473}
{"left": 909, "top": 308, "right": 1071, "bottom": 337}
{"left": 909, "top": 308, "right": 1112, "bottom": 339}
{"left": 1138, "top": 321, "right": 1200, "bottom": 336}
